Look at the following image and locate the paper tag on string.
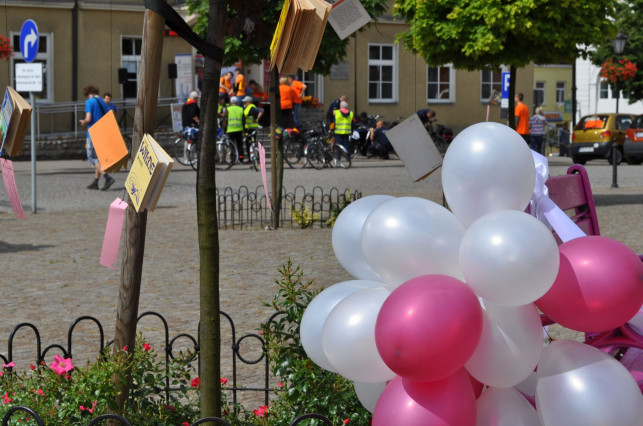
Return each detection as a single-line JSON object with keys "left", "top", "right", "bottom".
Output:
{"left": 258, "top": 142, "right": 272, "bottom": 212}
{"left": 100, "top": 198, "right": 127, "bottom": 269}
{"left": 327, "top": 0, "right": 371, "bottom": 40}
{"left": 0, "top": 158, "right": 27, "bottom": 219}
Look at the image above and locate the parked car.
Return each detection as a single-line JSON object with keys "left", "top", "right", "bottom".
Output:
{"left": 624, "top": 114, "right": 643, "bottom": 165}
{"left": 571, "top": 113, "right": 633, "bottom": 165}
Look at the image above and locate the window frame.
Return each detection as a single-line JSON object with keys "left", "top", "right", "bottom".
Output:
{"left": 10, "top": 31, "right": 54, "bottom": 103}
{"left": 121, "top": 36, "right": 142, "bottom": 98}
{"left": 426, "top": 64, "right": 455, "bottom": 103}
{"left": 367, "top": 43, "right": 398, "bottom": 104}
{"left": 480, "top": 67, "right": 502, "bottom": 103}
{"left": 556, "top": 81, "right": 566, "bottom": 105}
{"left": 535, "top": 81, "right": 546, "bottom": 106}
{"left": 301, "top": 71, "right": 324, "bottom": 104}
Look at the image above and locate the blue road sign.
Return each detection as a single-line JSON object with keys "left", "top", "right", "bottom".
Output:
{"left": 501, "top": 72, "right": 510, "bottom": 99}
{"left": 20, "top": 20, "right": 39, "bottom": 63}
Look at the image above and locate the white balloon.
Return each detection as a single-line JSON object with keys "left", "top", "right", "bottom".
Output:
{"left": 353, "top": 381, "right": 387, "bottom": 413}
{"left": 459, "top": 210, "right": 559, "bottom": 306}
{"left": 300, "top": 280, "right": 385, "bottom": 371}
{"left": 536, "top": 340, "right": 643, "bottom": 426}
{"left": 627, "top": 304, "right": 643, "bottom": 335}
{"left": 361, "top": 197, "right": 466, "bottom": 287}
{"left": 332, "top": 195, "right": 395, "bottom": 281}
{"left": 321, "top": 287, "right": 395, "bottom": 383}
{"left": 442, "top": 122, "right": 536, "bottom": 227}
{"left": 465, "top": 300, "right": 543, "bottom": 388}
{"left": 476, "top": 387, "right": 540, "bottom": 426}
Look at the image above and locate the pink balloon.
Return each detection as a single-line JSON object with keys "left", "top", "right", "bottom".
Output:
{"left": 536, "top": 236, "right": 643, "bottom": 333}
{"left": 375, "top": 275, "right": 483, "bottom": 382}
{"left": 373, "top": 371, "right": 476, "bottom": 426}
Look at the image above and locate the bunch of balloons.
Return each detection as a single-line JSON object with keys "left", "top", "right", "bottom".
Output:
{"left": 300, "top": 122, "right": 643, "bottom": 425}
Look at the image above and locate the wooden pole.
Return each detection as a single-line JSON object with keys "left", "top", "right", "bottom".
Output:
{"left": 270, "top": 68, "right": 283, "bottom": 229}
{"left": 113, "top": 6, "right": 165, "bottom": 411}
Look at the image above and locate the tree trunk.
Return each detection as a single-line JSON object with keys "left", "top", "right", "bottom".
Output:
{"left": 270, "top": 67, "right": 283, "bottom": 229}
{"left": 197, "top": 0, "right": 226, "bottom": 420}
{"left": 113, "top": 6, "right": 164, "bottom": 413}
{"left": 508, "top": 65, "right": 517, "bottom": 130}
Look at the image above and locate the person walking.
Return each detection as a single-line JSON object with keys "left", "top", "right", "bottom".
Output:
{"left": 529, "top": 106, "right": 548, "bottom": 154}
{"left": 514, "top": 93, "right": 530, "bottom": 145}
{"left": 225, "top": 96, "right": 245, "bottom": 162}
{"left": 79, "top": 85, "right": 114, "bottom": 190}
{"left": 287, "top": 75, "right": 307, "bottom": 128}
{"left": 279, "top": 76, "right": 296, "bottom": 129}
{"left": 333, "top": 101, "right": 355, "bottom": 153}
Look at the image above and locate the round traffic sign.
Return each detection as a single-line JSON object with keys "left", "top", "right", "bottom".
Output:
{"left": 20, "top": 19, "right": 39, "bottom": 63}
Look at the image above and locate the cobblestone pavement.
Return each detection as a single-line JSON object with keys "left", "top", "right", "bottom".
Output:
{"left": 1, "top": 155, "right": 642, "bottom": 387}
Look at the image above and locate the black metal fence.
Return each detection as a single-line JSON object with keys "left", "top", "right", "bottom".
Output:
{"left": 216, "top": 185, "right": 361, "bottom": 230}
{"left": 0, "top": 311, "right": 332, "bottom": 426}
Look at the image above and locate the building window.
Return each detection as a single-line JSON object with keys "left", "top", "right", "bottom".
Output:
{"left": 301, "top": 71, "right": 323, "bottom": 103}
{"left": 535, "top": 81, "right": 545, "bottom": 106}
{"left": 121, "top": 36, "right": 142, "bottom": 98}
{"left": 599, "top": 81, "right": 609, "bottom": 99}
{"left": 10, "top": 33, "right": 53, "bottom": 102}
{"left": 368, "top": 43, "right": 397, "bottom": 103}
{"left": 556, "top": 81, "right": 565, "bottom": 104}
{"left": 480, "top": 67, "right": 502, "bottom": 103}
{"left": 427, "top": 64, "right": 454, "bottom": 103}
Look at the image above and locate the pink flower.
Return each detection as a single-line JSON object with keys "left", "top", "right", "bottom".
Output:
{"left": 36, "top": 388, "right": 44, "bottom": 396}
{"left": 253, "top": 405, "right": 269, "bottom": 418}
{"left": 2, "top": 392, "right": 12, "bottom": 404}
{"left": 220, "top": 377, "right": 228, "bottom": 385}
{"left": 3, "top": 362, "right": 15, "bottom": 368}
{"left": 278, "top": 380, "right": 283, "bottom": 388}
{"left": 142, "top": 343, "right": 152, "bottom": 351}
{"left": 49, "top": 354, "right": 74, "bottom": 375}
{"left": 191, "top": 377, "right": 200, "bottom": 388}
{"left": 0, "top": 372, "right": 3, "bottom": 377}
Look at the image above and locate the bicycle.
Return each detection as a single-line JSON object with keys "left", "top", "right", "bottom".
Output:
{"left": 282, "top": 127, "right": 310, "bottom": 169}
{"left": 305, "top": 132, "right": 351, "bottom": 170}
{"left": 175, "top": 127, "right": 238, "bottom": 171}
{"left": 174, "top": 127, "right": 199, "bottom": 167}
{"left": 425, "top": 119, "right": 450, "bottom": 154}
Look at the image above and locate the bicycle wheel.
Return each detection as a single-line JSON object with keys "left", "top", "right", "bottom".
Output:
{"left": 174, "top": 137, "right": 192, "bottom": 166}
{"left": 250, "top": 143, "right": 260, "bottom": 172}
{"left": 284, "top": 142, "right": 307, "bottom": 169}
{"left": 433, "top": 134, "right": 448, "bottom": 154}
{"left": 306, "top": 143, "right": 325, "bottom": 170}
{"left": 188, "top": 142, "right": 199, "bottom": 171}
{"left": 219, "top": 138, "right": 238, "bottom": 169}
{"left": 332, "top": 144, "right": 352, "bottom": 169}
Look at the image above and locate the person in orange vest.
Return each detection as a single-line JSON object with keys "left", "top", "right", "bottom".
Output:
{"left": 234, "top": 68, "right": 247, "bottom": 98}
{"left": 287, "top": 75, "right": 307, "bottom": 128}
{"left": 514, "top": 92, "right": 530, "bottom": 145}
{"left": 279, "top": 76, "right": 295, "bottom": 129}
{"left": 219, "top": 71, "right": 233, "bottom": 100}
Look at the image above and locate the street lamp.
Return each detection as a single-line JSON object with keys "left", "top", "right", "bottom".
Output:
{"left": 610, "top": 31, "right": 627, "bottom": 188}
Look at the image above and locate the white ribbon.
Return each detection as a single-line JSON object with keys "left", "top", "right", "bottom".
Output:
{"left": 529, "top": 151, "right": 586, "bottom": 243}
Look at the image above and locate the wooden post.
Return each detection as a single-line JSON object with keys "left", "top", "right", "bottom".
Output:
{"left": 113, "top": 6, "right": 165, "bottom": 411}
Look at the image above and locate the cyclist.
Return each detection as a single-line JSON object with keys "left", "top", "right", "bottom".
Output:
{"left": 242, "top": 96, "right": 264, "bottom": 162}
{"left": 182, "top": 90, "right": 200, "bottom": 143}
{"left": 225, "top": 96, "right": 245, "bottom": 162}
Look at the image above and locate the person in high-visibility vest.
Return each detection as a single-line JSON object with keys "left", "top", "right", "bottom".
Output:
{"left": 333, "top": 101, "right": 355, "bottom": 153}
{"left": 243, "top": 96, "right": 264, "bottom": 160}
{"left": 225, "top": 96, "right": 245, "bottom": 161}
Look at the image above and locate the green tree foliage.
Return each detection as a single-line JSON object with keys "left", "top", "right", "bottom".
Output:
{"left": 393, "top": 0, "right": 617, "bottom": 70}
{"left": 590, "top": 0, "right": 643, "bottom": 104}
{"left": 186, "top": 0, "right": 387, "bottom": 74}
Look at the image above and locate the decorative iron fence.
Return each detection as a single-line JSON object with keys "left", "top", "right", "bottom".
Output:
{"left": 216, "top": 185, "right": 361, "bottom": 230}
{"left": 0, "top": 311, "right": 333, "bottom": 426}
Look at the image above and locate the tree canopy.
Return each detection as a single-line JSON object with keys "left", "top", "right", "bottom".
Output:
{"left": 393, "top": 0, "right": 618, "bottom": 70}
{"left": 186, "top": 0, "right": 388, "bottom": 75}
{"left": 590, "top": 0, "right": 643, "bottom": 104}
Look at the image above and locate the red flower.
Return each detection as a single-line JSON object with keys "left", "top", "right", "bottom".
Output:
{"left": 220, "top": 377, "right": 228, "bottom": 385}
{"left": 183, "top": 423, "right": 190, "bottom": 426}
{"left": 253, "top": 405, "right": 269, "bottom": 418}
{"left": 29, "top": 364, "right": 36, "bottom": 370}
{"left": 122, "top": 345, "right": 128, "bottom": 352}
{"left": 142, "top": 343, "right": 152, "bottom": 351}
{"left": 344, "top": 419, "right": 350, "bottom": 424}
{"left": 191, "top": 377, "right": 200, "bottom": 388}
{"left": 601, "top": 58, "right": 638, "bottom": 83}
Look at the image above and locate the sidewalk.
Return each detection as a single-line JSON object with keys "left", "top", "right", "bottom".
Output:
{"left": 1, "top": 156, "right": 641, "bottom": 370}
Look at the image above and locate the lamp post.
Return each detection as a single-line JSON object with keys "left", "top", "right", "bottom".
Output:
{"left": 610, "top": 31, "right": 627, "bottom": 188}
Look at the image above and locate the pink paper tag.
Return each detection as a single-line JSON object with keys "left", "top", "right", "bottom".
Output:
{"left": 0, "top": 158, "right": 27, "bottom": 219}
{"left": 258, "top": 142, "right": 272, "bottom": 211}
{"left": 100, "top": 198, "right": 128, "bottom": 269}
